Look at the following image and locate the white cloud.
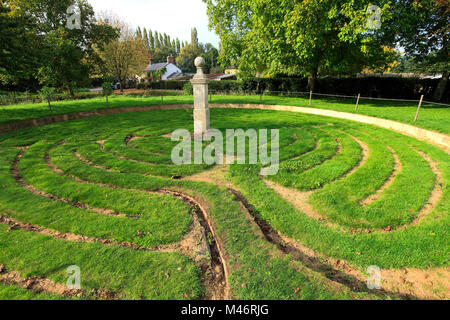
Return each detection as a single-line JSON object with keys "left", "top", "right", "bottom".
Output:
{"left": 88, "top": 0, "right": 219, "bottom": 47}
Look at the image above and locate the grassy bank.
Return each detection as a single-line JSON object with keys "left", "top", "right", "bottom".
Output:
{"left": 0, "top": 95, "right": 449, "bottom": 134}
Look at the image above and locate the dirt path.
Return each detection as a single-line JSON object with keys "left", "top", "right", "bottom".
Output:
{"left": 362, "top": 146, "right": 402, "bottom": 205}
{"left": 178, "top": 150, "right": 449, "bottom": 300}
{"left": 43, "top": 144, "right": 229, "bottom": 300}
{"left": 0, "top": 263, "right": 117, "bottom": 299}
{"left": 12, "top": 148, "right": 134, "bottom": 218}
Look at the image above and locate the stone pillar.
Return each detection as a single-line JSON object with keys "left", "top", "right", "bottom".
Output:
{"left": 191, "top": 57, "right": 210, "bottom": 137}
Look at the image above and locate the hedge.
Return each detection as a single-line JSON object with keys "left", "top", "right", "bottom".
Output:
{"left": 97, "top": 76, "right": 450, "bottom": 102}
{"left": 207, "top": 77, "right": 448, "bottom": 102}
{"left": 137, "top": 81, "right": 186, "bottom": 90}
{"left": 0, "top": 91, "right": 103, "bottom": 106}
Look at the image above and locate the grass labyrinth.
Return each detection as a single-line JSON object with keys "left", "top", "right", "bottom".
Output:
{"left": 0, "top": 106, "right": 448, "bottom": 300}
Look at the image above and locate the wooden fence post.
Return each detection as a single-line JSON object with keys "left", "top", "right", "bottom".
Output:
{"left": 309, "top": 90, "right": 313, "bottom": 105}
{"left": 414, "top": 95, "right": 424, "bottom": 122}
{"left": 355, "top": 93, "right": 361, "bottom": 112}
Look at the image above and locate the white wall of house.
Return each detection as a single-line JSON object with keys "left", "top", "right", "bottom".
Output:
{"left": 162, "top": 63, "right": 182, "bottom": 80}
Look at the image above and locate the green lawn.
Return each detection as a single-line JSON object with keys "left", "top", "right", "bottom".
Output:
{"left": 1, "top": 94, "right": 449, "bottom": 134}
{"left": 0, "top": 104, "right": 448, "bottom": 300}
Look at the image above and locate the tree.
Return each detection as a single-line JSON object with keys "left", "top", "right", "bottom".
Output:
{"left": 143, "top": 27, "right": 150, "bottom": 52}
{"left": 136, "top": 26, "right": 142, "bottom": 39}
{"left": 203, "top": 43, "right": 219, "bottom": 73}
{"left": 191, "top": 28, "right": 199, "bottom": 51}
{"left": 102, "top": 78, "right": 113, "bottom": 104}
{"left": 154, "top": 31, "right": 160, "bottom": 49}
{"left": 204, "top": 0, "right": 396, "bottom": 89}
{"left": 37, "top": 31, "right": 90, "bottom": 95}
{"left": 0, "top": 3, "right": 38, "bottom": 86}
{"left": 176, "top": 38, "right": 181, "bottom": 54}
{"left": 6, "top": 0, "right": 117, "bottom": 94}
{"left": 382, "top": 0, "right": 449, "bottom": 100}
{"left": 159, "top": 33, "right": 164, "bottom": 48}
{"left": 39, "top": 86, "right": 57, "bottom": 112}
{"left": 149, "top": 29, "right": 155, "bottom": 52}
{"left": 97, "top": 15, "right": 148, "bottom": 92}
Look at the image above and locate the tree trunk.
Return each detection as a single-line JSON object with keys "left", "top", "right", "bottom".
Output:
{"left": 47, "top": 98, "right": 52, "bottom": 112}
{"left": 307, "top": 66, "right": 319, "bottom": 92}
{"left": 120, "top": 81, "right": 124, "bottom": 93}
{"left": 433, "top": 71, "right": 448, "bottom": 101}
{"left": 308, "top": 75, "right": 317, "bottom": 92}
{"left": 68, "top": 84, "right": 75, "bottom": 97}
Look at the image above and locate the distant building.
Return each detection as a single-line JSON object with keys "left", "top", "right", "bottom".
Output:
{"left": 142, "top": 55, "right": 182, "bottom": 81}
{"left": 225, "top": 66, "right": 239, "bottom": 75}
{"left": 207, "top": 74, "right": 237, "bottom": 81}
{"left": 357, "top": 73, "right": 443, "bottom": 79}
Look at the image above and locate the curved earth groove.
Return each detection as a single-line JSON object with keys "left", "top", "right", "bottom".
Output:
{"left": 45, "top": 144, "right": 229, "bottom": 300}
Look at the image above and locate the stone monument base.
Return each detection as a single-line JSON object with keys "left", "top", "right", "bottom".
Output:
{"left": 194, "top": 108, "right": 210, "bottom": 136}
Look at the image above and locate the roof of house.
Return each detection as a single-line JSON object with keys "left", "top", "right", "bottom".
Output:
{"left": 166, "top": 71, "right": 182, "bottom": 79}
{"left": 208, "top": 74, "right": 237, "bottom": 80}
{"left": 144, "top": 62, "right": 169, "bottom": 72}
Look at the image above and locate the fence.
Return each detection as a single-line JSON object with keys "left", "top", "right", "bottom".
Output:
{"left": 207, "top": 89, "right": 450, "bottom": 122}
{"left": 0, "top": 91, "right": 103, "bottom": 106}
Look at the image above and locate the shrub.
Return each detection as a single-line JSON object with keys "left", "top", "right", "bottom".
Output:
{"left": 39, "top": 86, "right": 57, "bottom": 112}
{"left": 205, "top": 77, "right": 448, "bottom": 101}
{"left": 102, "top": 82, "right": 114, "bottom": 104}
{"left": 183, "top": 82, "right": 193, "bottom": 95}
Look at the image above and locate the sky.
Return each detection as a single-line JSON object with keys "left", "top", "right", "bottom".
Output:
{"left": 88, "top": 0, "right": 220, "bottom": 48}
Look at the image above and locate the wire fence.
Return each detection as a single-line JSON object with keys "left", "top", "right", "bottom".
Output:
{"left": 207, "top": 89, "right": 449, "bottom": 122}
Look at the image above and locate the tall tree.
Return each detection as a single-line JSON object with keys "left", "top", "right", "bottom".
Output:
{"left": 176, "top": 38, "right": 181, "bottom": 54}
{"left": 143, "top": 27, "right": 150, "bottom": 52}
{"left": 191, "top": 27, "right": 199, "bottom": 51}
{"left": 149, "top": 29, "right": 155, "bottom": 52}
{"left": 204, "top": 0, "right": 396, "bottom": 89}
{"left": 159, "top": 33, "right": 164, "bottom": 49}
{"left": 136, "top": 26, "right": 142, "bottom": 39}
{"left": 6, "top": 0, "right": 117, "bottom": 93}
{"left": 0, "top": 3, "right": 38, "bottom": 86}
{"left": 171, "top": 39, "right": 176, "bottom": 52}
{"left": 97, "top": 15, "right": 148, "bottom": 92}
{"left": 154, "top": 31, "right": 160, "bottom": 49}
{"left": 382, "top": 0, "right": 449, "bottom": 100}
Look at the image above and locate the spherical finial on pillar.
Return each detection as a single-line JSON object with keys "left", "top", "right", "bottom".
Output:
{"left": 191, "top": 57, "right": 210, "bottom": 137}
{"left": 194, "top": 56, "right": 205, "bottom": 68}
{"left": 193, "top": 56, "right": 206, "bottom": 79}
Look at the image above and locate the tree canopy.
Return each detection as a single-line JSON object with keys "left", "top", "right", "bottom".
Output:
{"left": 204, "top": 0, "right": 447, "bottom": 95}
{"left": 1, "top": 0, "right": 117, "bottom": 93}
{"left": 205, "top": 0, "right": 398, "bottom": 86}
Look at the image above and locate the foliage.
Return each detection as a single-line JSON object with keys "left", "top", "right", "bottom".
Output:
{"left": 204, "top": 0, "right": 396, "bottom": 84}
{"left": 102, "top": 80, "right": 113, "bottom": 104}
{"left": 0, "top": 3, "right": 38, "bottom": 85}
{"left": 183, "top": 82, "right": 193, "bottom": 95}
{"left": 5, "top": 0, "right": 118, "bottom": 94}
{"left": 137, "top": 81, "right": 186, "bottom": 90}
{"left": 96, "top": 15, "right": 148, "bottom": 92}
{"left": 176, "top": 28, "right": 220, "bottom": 73}
{"left": 381, "top": 0, "right": 449, "bottom": 100}
{"left": 38, "top": 86, "right": 57, "bottom": 111}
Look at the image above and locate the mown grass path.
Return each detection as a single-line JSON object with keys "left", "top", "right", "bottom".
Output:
{"left": 0, "top": 107, "right": 448, "bottom": 299}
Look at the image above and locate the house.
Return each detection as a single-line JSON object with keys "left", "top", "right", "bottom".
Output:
{"left": 207, "top": 74, "right": 237, "bottom": 81}
{"left": 225, "top": 66, "right": 239, "bottom": 75}
{"left": 142, "top": 55, "right": 182, "bottom": 81}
